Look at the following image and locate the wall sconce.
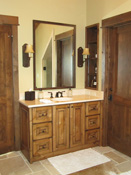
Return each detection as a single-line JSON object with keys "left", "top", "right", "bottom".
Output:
{"left": 22, "top": 43, "right": 34, "bottom": 67}
{"left": 77, "top": 47, "right": 90, "bottom": 67}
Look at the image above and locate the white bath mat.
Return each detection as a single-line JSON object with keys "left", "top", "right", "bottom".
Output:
{"left": 48, "top": 148, "right": 110, "bottom": 175}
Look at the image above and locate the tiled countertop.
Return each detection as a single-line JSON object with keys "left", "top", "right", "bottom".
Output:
{"left": 19, "top": 95, "right": 103, "bottom": 108}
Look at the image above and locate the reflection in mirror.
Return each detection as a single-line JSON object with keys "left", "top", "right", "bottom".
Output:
{"left": 33, "top": 20, "right": 76, "bottom": 90}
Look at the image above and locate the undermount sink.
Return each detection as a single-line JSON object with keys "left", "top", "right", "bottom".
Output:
{"left": 52, "top": 97, "right": 72, "bottom": 102}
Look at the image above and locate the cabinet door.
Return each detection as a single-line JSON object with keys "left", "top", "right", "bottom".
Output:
{"left": 53, "top": 105, "right": 70, "bottom": 151}
{"left": 70, "top": 103, "right": 85, "bottom": 147}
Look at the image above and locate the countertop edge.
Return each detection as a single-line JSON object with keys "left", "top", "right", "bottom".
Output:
{"left": 19, "top": 95, "right": 103, "bottom": 108}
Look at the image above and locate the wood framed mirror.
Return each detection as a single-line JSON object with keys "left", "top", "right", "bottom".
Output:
{"left": 33, "top": 20, "right": 76, "bottom": 90}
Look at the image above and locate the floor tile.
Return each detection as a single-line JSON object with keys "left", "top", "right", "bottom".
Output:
{"left": 25, "top": 161, "right": 47, "bottom": 173}
{"left": 7, "top": 151, "right": 19, "bottom": 158}
{"left": 0, "top": 147, "right": 131, "bottom": 175}
{"left": 28, "top": 169, "right": 51, "bottom": 175}
{"left": 0, "top": 156, "right": 32, "bottom": 175}
{"left": 93, "top": 146, "right": 115, "bottom": 154}
{"left": 113, "top": 150, "right": 131, "bottom": 162}
{"left": 116, "top": 161, "right": 131, "bottom": 173}
{"left": 41, "top": 159, "right": 60, "bottom": 175}
{"left": 104, "top": 152, "right": 127, "bottom": 163}
{"left": 0, "top": 155, "right": 7, "bottom": 160}
{"left": 70, "top": 161, "right": 120, "bottom": 175}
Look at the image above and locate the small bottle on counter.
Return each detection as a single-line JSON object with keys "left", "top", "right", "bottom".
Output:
{"left": 38, "top": 89, "right": 44, "bottom": 99}
{"left": 68, "top": 88, "right": 72, "bottom": 97}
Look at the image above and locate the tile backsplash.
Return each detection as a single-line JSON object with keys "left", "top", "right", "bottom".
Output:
{"left": 19, "top": 89, "right": 104, "bottom": 100}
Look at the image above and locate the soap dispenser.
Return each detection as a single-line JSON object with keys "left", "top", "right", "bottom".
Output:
{"left": 68, "top": 88, "right": 72, "bottom": 97}
{"left": 38, "top": 89, "right": 43, "bottom": 99}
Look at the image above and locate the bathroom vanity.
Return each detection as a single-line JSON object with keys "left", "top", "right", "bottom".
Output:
{"left": 20, "top": 95, "right": 103, "bottom": 163}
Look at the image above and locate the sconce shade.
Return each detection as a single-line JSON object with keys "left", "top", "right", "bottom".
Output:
{"left": 23, "top": 43, "right": 34, "bottom": 67}
{"left": 82, "top": 48, "right": 90, "bottom": 55}
{"left": 25, "top": 44, "right": 34, "bottom": 53}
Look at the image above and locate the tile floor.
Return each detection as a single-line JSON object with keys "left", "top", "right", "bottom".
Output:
{"left": 0, "top": 146, "right": 131, "bottom": 175}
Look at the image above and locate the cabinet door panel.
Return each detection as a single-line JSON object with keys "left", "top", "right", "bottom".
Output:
{"left": 70, "top": 103, "right": 85, "bottom": 147}
{"left": 53, "top": 105, "right": 69, "bottom": 151}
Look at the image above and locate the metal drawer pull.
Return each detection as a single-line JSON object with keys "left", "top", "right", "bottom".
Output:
{"left": 39, "top": 144, "right": 46, "bottom": 150}
{"left": 39, "top": 128, "right": 46, "bottom": 133}
{"left": 39, "top": 112, "right": 47, "bottom": 117}
{"left": 90, "top": 106, "right": 97, "bottom": 111}
{"left": 89, "top": 134, "right": 96, "bottom": 139}
{"left": 90, "top": 121, "right": 96, "bottom": 125}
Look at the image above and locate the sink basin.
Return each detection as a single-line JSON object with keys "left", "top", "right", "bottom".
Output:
{"left": 39, "top": 99, "right": 53, "bottom": 103}
{"left": 52, "top": 97, "right": 72, "bottom": 102}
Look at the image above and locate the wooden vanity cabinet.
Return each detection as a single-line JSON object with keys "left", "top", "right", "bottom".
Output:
{"left": 20, "top": 100, "right": 102, "bottom": 163}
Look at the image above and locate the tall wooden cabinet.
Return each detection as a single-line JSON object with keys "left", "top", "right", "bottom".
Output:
{"left": 20, "top": 101, "right": 102, "bottom": 163}
{"left": 85, "top": 23, "right": 99, "bottom": 89}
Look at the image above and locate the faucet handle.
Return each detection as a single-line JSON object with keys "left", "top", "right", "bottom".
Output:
{"left": 61, "top": 91, "right": 65, "bottom": 97}
{"left": 48, "top": 92, "right": 53, "bottom": 98}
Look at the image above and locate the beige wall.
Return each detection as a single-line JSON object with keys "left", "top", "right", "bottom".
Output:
{"left": 1, "top": 0, "right": 130, "bottom": 93}
{"left": 86, "top": 0, "right": 131, "bottom": 90}
{"left": 0, "top": 0, "right": 86, "bottom": 93}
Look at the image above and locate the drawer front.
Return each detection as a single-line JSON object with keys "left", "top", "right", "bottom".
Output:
{"left": 86, "top": 101, "right": 100, "bottom": 116}
{"left": 86, "top": 115, "right": 100, "bottom": 130}
{"left": 33, "top": 138, "right": 52, "bottom": 157}
{"left": 85, "top": 129, "right": 100, "bottom": 144}
{"left": 33, "top": 122, "right": 52, "bottom": 140}
{"left": 33, "top": 107, "right": 52, "bottom": 123}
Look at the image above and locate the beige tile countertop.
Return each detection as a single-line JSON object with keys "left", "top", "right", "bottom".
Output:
{"left": 19, "top": 95, "right": 103, "bottom": 108}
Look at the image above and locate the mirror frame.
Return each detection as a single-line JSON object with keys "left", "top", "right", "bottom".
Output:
{"left": 33, "top": 20, "right": 76, "bottom": 90}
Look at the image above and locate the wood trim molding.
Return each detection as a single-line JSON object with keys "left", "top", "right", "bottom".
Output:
{"left": 0, "top": 15, "right": 19, "bottom": 150}
{"left": 0, "top": 14, "right": 19, "bottom": 25}
{"left": 102, "top": 11, "right": 131, "bottom": 27}
{"left": 12, "top": 25, "right": 19, "bottom": 150}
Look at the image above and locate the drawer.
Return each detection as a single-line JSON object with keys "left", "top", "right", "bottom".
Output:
{"left": 33, "top": 138, "right": 52, "bottom": 157}
{"left": 86, "top": 115, "right": 100, "bottom": 130}
{"left": 86, "top": 101, "right": 100, "bottom": 116}
{"left": 33, "top": 122, "right": 52, "bottom": 140}
{"left": 33, "top": 107, "right": 52, "bottom": 123}
{"left": 85, "top": 129, "right": 100, "bottom": 144}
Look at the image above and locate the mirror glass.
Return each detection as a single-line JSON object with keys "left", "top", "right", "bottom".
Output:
{"left": 33, "top": 20, "right": 76, "bottom": 90}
